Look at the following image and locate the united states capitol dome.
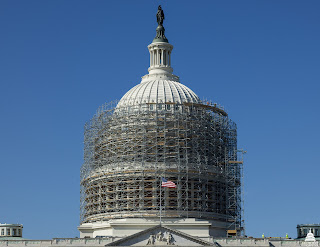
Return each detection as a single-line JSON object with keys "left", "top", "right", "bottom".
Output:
{"left": 80, "top": 5, "right": 242, "bottom": 239}
{"left": 117, "top": 79, "right": 200, "bottom": 108}
{"left": 116, "top": 19, "right": 200, "bottom": 109}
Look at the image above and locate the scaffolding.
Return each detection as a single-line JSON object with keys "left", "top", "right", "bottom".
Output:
{"left": 80, "top": 100, "right": 243, "bottom": 234}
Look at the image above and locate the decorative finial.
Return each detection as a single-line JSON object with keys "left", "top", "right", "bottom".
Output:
{"left": 153, "top": 5, "right": 168, "bottom": 43}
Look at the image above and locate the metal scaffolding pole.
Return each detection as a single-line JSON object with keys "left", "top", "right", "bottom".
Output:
{"left": 80, "top": 100, "right": 243, "bottom": 234}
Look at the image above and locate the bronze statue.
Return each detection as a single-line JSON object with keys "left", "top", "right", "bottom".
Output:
{"left": 156, "top": 5, "right": 164, "bottom": 26}
{"left": 153, "top": 5, "right": 168, "bottom": 43}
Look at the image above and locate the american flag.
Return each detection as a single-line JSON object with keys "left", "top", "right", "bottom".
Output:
{"left": 161, "top": 178, "right": 176, "bottom": 188}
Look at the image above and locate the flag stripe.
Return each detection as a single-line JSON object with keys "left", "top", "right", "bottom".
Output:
{"left": 161, "top": 178, "right": 176, "bottom": 188}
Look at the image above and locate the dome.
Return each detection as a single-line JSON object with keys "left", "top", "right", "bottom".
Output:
{"left": 80, "top": 6, "right": 241, "bottom": 237}
{"left": 117, "top": 79, "right": 200, "bottom": 108}
{"left": 305, "top": 230, "right": 316, "bottom": 242}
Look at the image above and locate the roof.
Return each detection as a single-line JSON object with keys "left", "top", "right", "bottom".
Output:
{"left": 117, "top": 79, "right": 200, "bottom": 108}
{"left": 0, "top": 224, "right": 23, "bottom": 227}
{"left": 0, "top": 237, "right": 26, "bottom": 240}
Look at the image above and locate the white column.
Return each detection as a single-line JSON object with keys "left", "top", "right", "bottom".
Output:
{"left": 161, "top": 49, "right": 164, "bottom": 65}
{"left": 169, "top": 51, "right": 171, "bottom": 66}
{"left": 166, "top": 50, "right": 169, "bottom": 66}
{"left": 155, "top": 49, "right": 157, "bottom": 66}
{"left": 151, "top": 50, "right": 153, "bottom": 66}
{"left": 153, "top": 49, "right": 155, "bottom": 66}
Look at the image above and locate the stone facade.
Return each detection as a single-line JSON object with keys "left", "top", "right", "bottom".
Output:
{"left": 0, "top": 237, "right": 319, "bottom": 247}
{"left": 1, "top": 225, "right": 319, "bottom": 247}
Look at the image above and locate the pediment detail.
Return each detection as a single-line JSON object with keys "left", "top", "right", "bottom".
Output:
{"left": 106, "top": 225, "right": 215, "bottom": 246}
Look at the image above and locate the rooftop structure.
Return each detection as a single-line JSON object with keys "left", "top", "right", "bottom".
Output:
{"left": 297, "top": 224, "right": 320, "bottom": 239}
{"left": 0, "top": 223, "right": 23, "bottom": 239}
{"left": 79, "top": 5, "right": 243, "bottom": 239}
{"left": 305, "top": 230, "right": 316, "bottom": 242}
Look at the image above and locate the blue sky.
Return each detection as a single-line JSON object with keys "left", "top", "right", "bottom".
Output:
{"left": 1, "top": 0, "right": 319, "bottom": 240}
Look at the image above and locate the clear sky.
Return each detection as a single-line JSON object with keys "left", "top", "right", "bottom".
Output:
{"left": 1, "top": 0, "right": 319, "bottom": 240}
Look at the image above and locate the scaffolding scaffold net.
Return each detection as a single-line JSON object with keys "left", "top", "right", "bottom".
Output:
{"left": 80, "top": 100, "right": 243, "bottom": 232}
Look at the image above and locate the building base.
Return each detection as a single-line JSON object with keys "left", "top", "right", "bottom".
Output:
{"left": 78, "top": 217, "right": 228, "bottom": 241}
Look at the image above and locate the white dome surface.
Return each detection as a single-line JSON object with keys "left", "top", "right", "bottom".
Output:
{"left": 117, "top": 79, "right": 200, "bottom": 108}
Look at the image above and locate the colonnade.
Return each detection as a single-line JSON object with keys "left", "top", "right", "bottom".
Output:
{"left": 0, "top": 226, "right": 22, "bottom": 237}
{"left": 149, "top": 48, "right": 171, "bottom": 67}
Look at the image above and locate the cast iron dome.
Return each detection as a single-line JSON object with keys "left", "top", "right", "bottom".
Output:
{"left": 79, "top": 5, "right": 242, "bottom": 239}
{"left": 116, "top": 5, "right": 199, "bottom": 109}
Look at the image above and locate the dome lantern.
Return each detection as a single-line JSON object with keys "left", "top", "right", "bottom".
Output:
{"left": 148, "top": 5, "right": 173, "bottom": 75}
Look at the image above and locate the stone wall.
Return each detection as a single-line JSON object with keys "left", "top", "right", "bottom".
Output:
{"left": 0, "top": 238, "right": 318, "bottom": 247}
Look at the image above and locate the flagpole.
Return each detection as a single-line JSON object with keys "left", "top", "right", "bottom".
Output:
{"left": 160, "top": 177, "right": 162, "bottom": 226}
